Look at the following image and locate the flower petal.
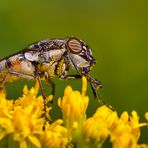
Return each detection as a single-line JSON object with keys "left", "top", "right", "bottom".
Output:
{"left": 28, "top": 135, "right": 41, "bottom": 148}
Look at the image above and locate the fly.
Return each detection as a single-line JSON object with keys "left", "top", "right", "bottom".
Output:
{"left": 0, "top": 37, "right": 111, "bottom": 114}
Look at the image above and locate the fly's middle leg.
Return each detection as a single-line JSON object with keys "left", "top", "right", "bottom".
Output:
{"left": 36, "top": 73, "right": 52, "bottom": 123}
{"left": 36, "top": 74, "right": 46, "bottom": 111}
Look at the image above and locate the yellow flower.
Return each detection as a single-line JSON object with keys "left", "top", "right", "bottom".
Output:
{"left": 58, "top": 76, "right": 89, "bottom": 129}
{"left": 145, "top": 112, "right": 148, "bottom": 122}
{"left": 0, "top": 82, "right": 52, "bottom": 148}
{"left": 0, "top": 77, "right": 147, "bottom": 148}
{"left": 81, "top": 105, "right": 117, "bottom": 147}
{"left": 41, "top": 120, "right": 70, "bottom": 148}
{"left": 0, "top": 88, "right": 13, "bottom": 119}
{"left": 58, "top": 76, "right": 89, "bottom": 145}
{"left": 110, "top": 111, "right": 148, "bottom": 148}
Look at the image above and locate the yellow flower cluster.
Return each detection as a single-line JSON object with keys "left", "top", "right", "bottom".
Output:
{"left": 0, "top": 83, "right": 69, "bottom": 148}
{"left": 0, "top": 77, "right": 147, "bottom": 148}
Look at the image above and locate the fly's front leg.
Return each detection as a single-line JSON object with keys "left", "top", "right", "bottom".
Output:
{"left": 60, "top": 73, "right": 103, "bottom": 100}
{"left": 60, "top": 73, "right": 102, "bottom": 96}
{"left": 86, "top": 75, "right": 114, "bottom": 111}
{"left": 86, "top": 76, "right": 102, "bottom": 98}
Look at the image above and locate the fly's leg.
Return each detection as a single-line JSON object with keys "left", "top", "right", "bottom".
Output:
{"left": 62, "top": 54, "right": 113, "bottom": 109}
{"left": 36, "top": 72, "right": 52, "bottom": 124}
{"left": 60, "top": 74, "right": 82, "bottom": 80}
{"left": 61, "top": 73, "right": 114, "bottom": 111}
{"left": 0, "top": 70, "right": 34, "bottom": 91}
{"left": 9, "top": 71, "right": 34, "bottom": 79}
{"left": 6, "top": 70, "right": 55, "bottom": 115}
{"left": 36, "top": 73, "right": 49, "bottom": 119}
{"left": 86, "top": 75, "right": 114, "bottom": 111}
{"left": 10, "top": 69, "right": 52, "bottom": 122}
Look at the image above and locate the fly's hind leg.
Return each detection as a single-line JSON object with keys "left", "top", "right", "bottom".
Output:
{"left": 36, "top": 74, "right": 46, "bottom": 112}
{"left": 9, "top": 71, "right": 34, "bottom": 79}
{"left": 36, "top": 73, "right": 52, "bottom": 123}
{"left": 0, "top": 70, "right": 34, "bottom": 91}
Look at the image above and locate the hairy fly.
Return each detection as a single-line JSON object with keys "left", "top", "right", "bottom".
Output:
{"left": 0, "top": 37, "right": 104, "bottom": 112}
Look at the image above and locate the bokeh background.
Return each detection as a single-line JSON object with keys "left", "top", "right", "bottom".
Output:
{"left": 0, "top": 0, "right": 147, "bottom": 143}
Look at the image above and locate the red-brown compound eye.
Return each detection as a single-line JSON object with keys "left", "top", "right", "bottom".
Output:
{"left": 67, "top": 38, "right": 83, "bottom": 54}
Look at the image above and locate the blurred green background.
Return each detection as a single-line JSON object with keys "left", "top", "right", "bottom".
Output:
{"left": 0, "top": 0, "right": 147, "bottom": 143}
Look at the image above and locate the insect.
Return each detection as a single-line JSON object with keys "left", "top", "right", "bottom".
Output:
{"left": 0, "top": 37, "right": 104, "bottom": 112}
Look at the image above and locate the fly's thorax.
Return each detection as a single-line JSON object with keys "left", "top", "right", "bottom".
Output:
{"left": 55, "top": 58, "right": 67, "bottom": 76}
{"left": 38, "top": 62, "right": 58, "bottom": 78}
{"left": 49, "top": 48, "right": 66, "bottom": 61}
{"left": 38, "top": 58, "right": 67, "bottom": 79}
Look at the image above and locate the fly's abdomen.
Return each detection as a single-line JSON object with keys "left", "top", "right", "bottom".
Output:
{"left": 0, "top": 54, "right": 36, "bottom": 86}
{"left": 8, "top": 55, "right": 35, "bottom": 75}
{"left": 0, "top": 59, "right": 7, "bottom": 71}
{"left": 0, "top": 59, "right": 11, "bottom": 86}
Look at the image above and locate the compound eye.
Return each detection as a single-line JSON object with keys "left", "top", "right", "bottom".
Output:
{"left": 67, "top": 38, "right": 82, "bottom": 54}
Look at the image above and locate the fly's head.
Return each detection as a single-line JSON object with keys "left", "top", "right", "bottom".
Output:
{"left": 66, "top": 37, "right": 102, "bottom": 97}
{"left": 66, "top": 38, "right": 95, "bottom": 74}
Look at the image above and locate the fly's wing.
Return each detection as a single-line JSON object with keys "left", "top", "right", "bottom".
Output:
{"left": 22, "top": 39, "right": 66, "bottom": 52}
{"left": 23, "top": 39, "right": 67, "bottom": 63}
